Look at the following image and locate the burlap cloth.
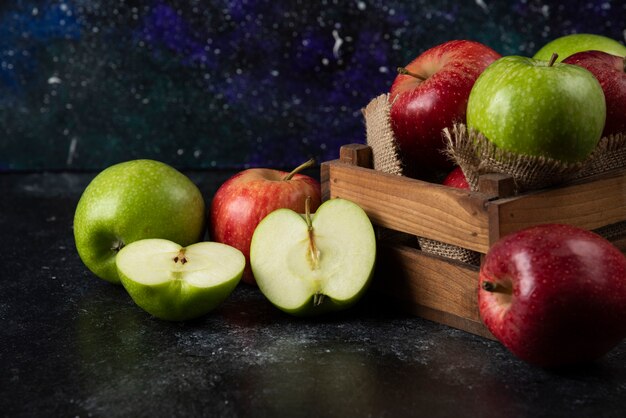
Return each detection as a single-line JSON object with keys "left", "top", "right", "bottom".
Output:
{"left": 363, "top": 93, "right": 626, "bottom": 265}
{"left": 362, "top": 94, "right": 403, "bottom": 176}
{"left": 443, "top": 123, "right": 626, "bottom": 192}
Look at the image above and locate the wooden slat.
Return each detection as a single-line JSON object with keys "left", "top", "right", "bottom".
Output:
{"left": 320, "top": 161, "right": 330, "bottom": 201}
{"left": 374, "top": 243, "right": 494, "bottom": 340}
{"left": 327, "top": 161, "right": 493, "bottom": 253}
{"left": 489, "top": 168, "right": 626, "bottom": 243}
{"left": 339, "top": 143, "right": 373, "bottom": 168}
{"left": 478, "top": 173, "right": 516, "bottom": 198}
{"left": 323, "top": 144, "right": 625, "bottom": 340}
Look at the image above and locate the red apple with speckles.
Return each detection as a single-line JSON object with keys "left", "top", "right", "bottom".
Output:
{"left": 390, "top": 40, "right": 501, "bottom": 179}
{"left": 442, "top": 166, "right": 469, "bottom": 189}
{"left": 479, "top": 224, "right": 626, "bottom": 367}
{"left": 210, "top": 160, "right": 321, "bottom": 286}
{"left": 562, "top": 51, "right": 626, "bottom": 137}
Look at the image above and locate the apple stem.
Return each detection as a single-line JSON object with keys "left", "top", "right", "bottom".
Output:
{"left": 397, "top": 66, "right": 426, "bottom": 81}
{"left": 305, "top": 196, "right": 321, "bottom": 270}
{"left": 481, "top": 281, "right": 510, "bottom": 294}
{"left": 313, "top": 292, "right": 325, "bottom": 306}
{"left": 282, "top": 158, "right": 316, "bottom": 181}
{"left": 110, "top": 239, "right": 125, "bottom": 253}
{"left": 548, "top": 52, "right": 558, "bottom": 67}
{"left": 173, "top": 249, "right": 188, "bottom": 265}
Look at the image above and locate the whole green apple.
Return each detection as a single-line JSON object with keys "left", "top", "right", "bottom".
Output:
{"left": 533, "top": 33, "right": 626, "bottom": 62}
{"left": 74, "top": 159, "right": 206, "bottom": 284}
{"left": 466, "top": 55, "right": 606, "bottom": 162}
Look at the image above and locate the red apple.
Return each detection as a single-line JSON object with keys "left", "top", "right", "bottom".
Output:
{"left": 210, "top": 160, "right": 321, "bottom": 285}
{"left": 389, "top": 40, "right": 501, "bottom": 179}
{"left": 562, "top": 51, "right": 626, "bottom": 137}
{"left": 479, "top": 224, "right": 626, "bottom": 367}
{"left": 442, "top": 166, "right": 469, "bottom": 189}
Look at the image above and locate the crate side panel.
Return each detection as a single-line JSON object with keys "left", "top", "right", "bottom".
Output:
{"left": 375, "top": 243, "right": 483, "bottom": 326}
{"left": 491, "top": 169, "right": 626, "bottom": 241}
{"left": 328, "top": 163, "right": 491, "bottom": 253}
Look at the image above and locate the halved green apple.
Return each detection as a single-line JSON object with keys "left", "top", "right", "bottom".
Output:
{"left": 250, "top": 197, "right": 376, "bottom": 316}
{"left": 116, "top": 239, "right": 244, "bottom": 321}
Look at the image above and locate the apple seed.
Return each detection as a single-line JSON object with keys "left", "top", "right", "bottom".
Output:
{"left": 173, "top": 248, "right": 188, "bottom": 265}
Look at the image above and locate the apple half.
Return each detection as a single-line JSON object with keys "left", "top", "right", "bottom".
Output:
{"left": 116, "top": 239, "right": 245, "bottom": 321}
{"left": 250, "top": 197, "right": 376, "bottom": 316}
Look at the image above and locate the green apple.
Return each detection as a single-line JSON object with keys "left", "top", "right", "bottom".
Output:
{"left": 116, "top": 239, "right": 244, "bottom": 321}
{"left": 74, "top": 159, "right": 206, "bottom": 284}
{"left": 466, "top": 55, "right": 606, "bottom": 162}
{"left": 250, "top": 197, "right": 376, "bottom": 316}
{"left": 533, "top": 33, "right": 626, "bottom": 62}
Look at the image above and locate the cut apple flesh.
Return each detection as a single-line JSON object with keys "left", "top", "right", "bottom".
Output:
{"left": 251, "top": 198, "right": 376, "bottom": 312}
{"left": 116, "top": 239, "right": 245, "bottom": 321}
{"left": 116, "top": 239, "right": 245, "bottom": 288}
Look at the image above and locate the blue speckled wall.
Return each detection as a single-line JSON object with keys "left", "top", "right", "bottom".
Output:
{"left": 0, "top": 0, "right": 624, "bottom": 171}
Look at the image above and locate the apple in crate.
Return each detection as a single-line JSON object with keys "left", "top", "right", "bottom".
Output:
{"left": 210, "top": 159, "right": 321, "bottom": 286}
{"left": 467, "top": 54, "right": 606, "bottom": 162}
{"left": 442, "top": 166, "right": 469, "bottom": 190}
{"left": 116, "top": 239, "right": 245, "bottom": 321}
{"left": 533, "top": 33, "right": 626, "bottom": 62}
{"left": 479, "top": 224, "right": 626, "bottom": 367}
{"left": 563, "top": 51, "right": 626, "bottom": 137}
{"left": 389, "top": 40, "right": 501, "bottom": 178}
{"left": 250, "top": 198, "right": 376, "bottom": 316}
{"left": 74, "top": 160, "right": 206, "bottom": 284}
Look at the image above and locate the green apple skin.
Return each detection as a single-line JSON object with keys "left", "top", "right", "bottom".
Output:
{"left": 74, "top": 160, "right": 206, "bottom": 284}
{"left": 533, "top": 34, "right": 626, "bottom": 62}
{"left": 466, "top": 56, "right": 606, "bottom": 163}
{"left": 117, "top": 240, "right": 244, "bottom": 321}
{"left": 250, "top": 198, "right": 376, "bottom": 317}
{"left": 119, "top": 275, "right": 240, "bottom": 321}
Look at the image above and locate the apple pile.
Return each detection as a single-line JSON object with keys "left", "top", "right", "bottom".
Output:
{"left": 74, "top": 159, "right": 376, "bottom": 321}
{"left": 388, "top": 33, "right": 625, "bottom": 183}
{"left": 385, "top": 34, "right": 626, "bottom": 367}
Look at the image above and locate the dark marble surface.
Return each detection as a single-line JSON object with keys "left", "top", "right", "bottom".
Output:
{"left": 3, "top": 171, "right": 626, "bottom": 417}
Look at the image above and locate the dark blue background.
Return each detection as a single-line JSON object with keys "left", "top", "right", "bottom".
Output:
{"left": 1, "top": 0, "right": 624, "bottom": 171}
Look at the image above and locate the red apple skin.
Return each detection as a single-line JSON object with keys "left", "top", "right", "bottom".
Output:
{"left": 563, "top": 51, "right": 626, "bottom": 137}
{"left": 210, "top": 169, "right": 321, "bottom": 286}
{"left": 479, "top": 224, "right": 626, "bottom": 367}
{"left": 442, "top": 166, "right": 469, "bottom": 189}
{"left": 390, "top": 40, "right": 501, "bottom": 179}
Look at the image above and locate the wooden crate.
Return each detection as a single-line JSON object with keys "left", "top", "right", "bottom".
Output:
{"left": 321, "top": 144, "right": 626, "bottom": 339}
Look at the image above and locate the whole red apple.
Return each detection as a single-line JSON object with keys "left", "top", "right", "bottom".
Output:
{"left": 442, "top": 166, "right": 469, "bottom": 189}
{"left": 390, "top": 40, "right": 501, "bottom": 179}
{"left": 210, "top": 160, "right": 321, "bottom": 286}
{"left": 479, "top": 224, "right": 626, "bottom": 367}
{"left": 563, "top": 51, "right": 626, "bottom": 137}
